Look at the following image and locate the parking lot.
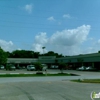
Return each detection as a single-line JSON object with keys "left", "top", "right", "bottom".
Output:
{"left": 0, "top": 69, "right": 100, "bottom": 100}
{"left": 0, "top": 69, "right": 99, "bottom": 100}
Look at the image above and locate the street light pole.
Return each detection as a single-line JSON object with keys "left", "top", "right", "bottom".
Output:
{"left": 42, "top": 47, "right": 45, "bottom": 55}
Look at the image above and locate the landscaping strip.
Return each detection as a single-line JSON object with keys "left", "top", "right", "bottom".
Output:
{"left": 0, "top": 73, "right": 79, "bottom": 77}
{"left": 71, "top": 79, "right": 100, "bottom": 83}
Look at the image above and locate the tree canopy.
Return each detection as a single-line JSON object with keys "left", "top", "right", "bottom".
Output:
{"left": 34, "top": 62, "right": 43, "bottom": 71}
{"left": 0, "top": 47, "right": 7, "bottom": 65}
{"left": 6, "top": 50, "right": 64, "bottom": 58}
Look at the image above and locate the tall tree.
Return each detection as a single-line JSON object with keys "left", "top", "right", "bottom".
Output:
{"left": 0, "top": 47, "right": 7, "bottom": 65}
{"left": 44, "top": 51, "right": 64, "bottom": 57}
{"left": 12, "top": 50, "right": 35, "bottom": 58}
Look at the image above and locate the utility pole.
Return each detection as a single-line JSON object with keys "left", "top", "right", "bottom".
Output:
{"left": 42, "top": 47, "right": 45, "bottom": 55}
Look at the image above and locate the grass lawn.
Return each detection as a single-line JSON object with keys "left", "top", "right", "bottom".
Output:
{"left": 0, "top": 73, "right": 78, "bottom": 77}
{"left": 71, "top": 79, "right": 100, "bottom": 83}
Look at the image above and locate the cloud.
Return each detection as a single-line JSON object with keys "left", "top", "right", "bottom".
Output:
{"left": 32, "top": 32, "right": 48, "bottom": 53}
{"left": 80, "top": 38, "right": 100, "bottom": 54}
{"left": 63, "top": 14, "right": 71, "bottom": 19}
{"left": 23, "top": 4, "right": 33, "bottom": 13}
{"left": 88, "top": 37, "right": 94, "bottom": 41}
{"left": 97, "top": 39, "right": 100, "bottom": 44}
{"left": 34, "top": 32, "right": 48, "bottom": 44}
{"left": 32, "top": 25, "right": 91, "bottom": 55}
{"left": 47, "top": 16, "right": 55, "bottom": 21}
{"left": 0, "top": 40, "right": 14, "bottom": 52}
{"left": 83, "top": 47, "right": 96, "bottom": 54}
{"left": 50, "top": 25, "right": 90, "bottom": 46}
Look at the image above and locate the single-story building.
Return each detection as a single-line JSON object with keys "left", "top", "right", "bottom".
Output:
{"left": 7, "top": 53, "right": 100, "bottom": 69}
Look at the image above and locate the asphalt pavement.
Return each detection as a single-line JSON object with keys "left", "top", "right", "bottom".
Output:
{"left": 0, "top": 69, "right": 100, "bottom": 100}
{"left": 0, "top": 80, "right": 99, "bottom": 100}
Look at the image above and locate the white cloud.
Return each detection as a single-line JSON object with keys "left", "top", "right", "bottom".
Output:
{"left": 80, "top": 38, "right": 100, "bottom": 54}
{"left": 23, "top": 4, "right": 33, "bottom": 13}
{"left": 17, "top": 48, "right": 22, "bottom": 50}
{"left": 88, "top": 37, "right": 94, "bottom": 40}
{"left": 32, "top": 25, "right": 91, "bottom": 55}
{"left": 83, "top": 47, "right": 96, "bottom": 54}
{"left": 97, "top": 39, "right": 100, "bottom": 44}
{"left": 63, "top": 14, "right": 71, "bottom": 19}
{"left": 32, "top": 43, "right": 43, "bottom": 53}
{"left": 35, "top": 32, "right": 48, "bottom": 44}
{"left": 58, "top": 22, "right": 61, "bottom": 25}
{"left": 50, "top": 25, "right": 90, "bottom": 46}
{"left": 47, "top": 16, "right": 55, "bottom": 21}
{"left": 32, "top": 32, "right": 48, "bottom": 53}
{"left": 0, "top": 40, "right": 14, "bottom": 52}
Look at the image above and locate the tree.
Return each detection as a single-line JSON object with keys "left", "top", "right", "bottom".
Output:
{"left": 58, "top": 62, "right": 66, "bottom": 73}
{"left": 34, "top": 52, "right": 40, "bottom": 58}
{"left": 0, "top": 47, "right": 7, "bottom": 65}
{"left": 11, "top": 50, "right": 35, "bottom": 58}
{"left": 34, "top": 62, "right": 43, "bottom": 71}
{"left": 44, "top": 51, "right": 64, "bottom": 57}
{"left": 34, "top": 62, "right": 43, "bottom": 74}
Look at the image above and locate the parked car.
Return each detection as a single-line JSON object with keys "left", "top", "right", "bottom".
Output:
{"left": 16, "top": 66, "right": 22, "bottom": 69}
{"left": 50, "top": 65, "right": 59, "bottom": 69}
{"left": 0, "top": 65, "right": 5, "bottom": 70}
{"left": 85, "top": 66, "right": 97, "bottom": 71}
{"left": 9, "top": 65, "right": 16, "bottom": 71}
{"left": 41, "top": 64, "right": 48, "bottom": 71}
{"left": 6, "top": 64, "right": 16, "bottom": 71}
{"left": 76, "top": 66, "right": 86, "bottom": 71}
{"left": 27, "top": 65, "right": 35, "bottom": 71}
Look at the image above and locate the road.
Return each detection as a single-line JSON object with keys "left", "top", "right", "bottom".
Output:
{"left": 0, "top": 70, "right": 100, "bottom": 100}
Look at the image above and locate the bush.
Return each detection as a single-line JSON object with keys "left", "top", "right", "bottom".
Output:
{"left": 58, "top": 62, "right": 67, "bottom": 73}
{"left": 34, "top": 62, "right": 43, "bottom": 71}
{"left": 36, "top": 71, "right": 43, "bottom": 75}
{"left": 5, "top": 64, "right": 15, "bottom": 71}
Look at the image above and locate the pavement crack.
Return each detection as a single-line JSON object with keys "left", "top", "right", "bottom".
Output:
{"left": 12, "top": 85, "right": 35, "bottom": 100}
{"left": 60, "top": 94, "right": 71, "bottom": 100}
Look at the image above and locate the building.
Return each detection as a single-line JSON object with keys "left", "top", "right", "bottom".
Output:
{"left": 57, "top": 53, "right": 100, "bottom": 69}
{"left": 7, "top": 53, "right": 100, "bottom": 69}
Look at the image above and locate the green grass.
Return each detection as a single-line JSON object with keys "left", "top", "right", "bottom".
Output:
{"left": 71, "top": 79, "right": 100, "bottom": 83}
{"left": 0, "top": 73, "right": 78, "bottom": 77}
{"left": 0, "top": 74, "right": 45, "bottom": 77}
{"left": 47, "top": 73, "right": 71, "bottom": 76}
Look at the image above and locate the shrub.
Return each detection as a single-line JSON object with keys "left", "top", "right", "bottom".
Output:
{"left": 58, "top": 62, "right": 67, "bottom": 73}
{"left": 34, "top": 62, "right": 43, "bottom": 71}
{"left": 36, "top": 72, "right": 43, "bottom": 75}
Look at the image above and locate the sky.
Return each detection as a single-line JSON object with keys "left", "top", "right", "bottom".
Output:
{"left": 0, "top": 0, "right": 100, "bottom": 56}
